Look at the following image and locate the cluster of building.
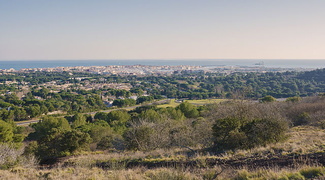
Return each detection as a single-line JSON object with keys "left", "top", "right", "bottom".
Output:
{"left": 1, "top": 64, "right": 313, "bottom": 76}
{"left": 16, "top": 65, "right": 202, "bottom": 75}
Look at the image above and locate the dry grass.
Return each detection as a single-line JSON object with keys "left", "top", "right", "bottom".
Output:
{"left": 224, "top": 126, "right": 325, "bottom": 160}
{"left": 0, "top": 166, "right": 215, "bottom": 180}
{"left": 59, "top": 125, "right": 325, "bottom": 170}
{"left": 232, "top": 165, "right": 325, "bottom": 180}
{"left": 1, "top": 165, "right": 324, "bottom": 179}
{"left": 1, "top": 125, "right": 324, "bottom": 179}
{"left": 63, "top": 148, "right": 190, "bottom": 169}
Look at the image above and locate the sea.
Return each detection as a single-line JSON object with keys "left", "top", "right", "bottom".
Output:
{"left": 0, "top": 59, "right": 325, "bottom": 70}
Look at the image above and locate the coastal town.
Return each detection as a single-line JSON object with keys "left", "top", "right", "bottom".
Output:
{"left": 2, "top": 0, "right": 325, "bottom": 179}
{"left": 0, "top": 63, "right": 313, "bottom": 75}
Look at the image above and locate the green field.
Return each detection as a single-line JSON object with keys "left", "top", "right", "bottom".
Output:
{"left": 186, "top": 99, "right": 227, "bottom": 105}
{"left": 157, "top": 99, "right": 226, "bottom": 108}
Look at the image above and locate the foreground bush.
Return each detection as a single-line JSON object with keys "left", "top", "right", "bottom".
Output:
{"left": 0, "top": 143, "right": 37, "bottom": 169}
{"left": 36, "top": 129, "right": 91, "bottom": 160}
{"left": 299, "top": 166, "right": 325, "bottom": 179}
{"left": 213, "top": 117, "right": 288, "bottom": 151}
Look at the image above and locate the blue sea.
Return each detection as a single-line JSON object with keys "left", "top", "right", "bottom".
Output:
{"left": 0, "top": 59, "right": 325, "bottom": 70}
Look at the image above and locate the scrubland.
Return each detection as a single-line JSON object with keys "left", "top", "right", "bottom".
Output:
{"left": 1, "top": 96, "right": 325, "bottom": 179}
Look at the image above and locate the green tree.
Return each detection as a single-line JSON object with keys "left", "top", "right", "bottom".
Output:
{"left": 25, "top": 104, "right": 41, "bottom": 118}
{"left": 107, "top": 110, "right": 131, "bottom": 133}
{"left": 0, "top": 120, "right": 14, "bottom": 143}
{"left": 0, "top": 100, "right": 12, "bottom": 109}
{"left": 94, "top": 112, "right": 108, "bottom": 121}
{"left": 176, "top": 101, "right": 199, "bottom": 118}
{"left": 139, "top": 109, "right": 161, "bottom": 122}
{"left": 72, "top": 113, "right": 87, "bottom": 128}
{"left": 136, "top": 96, "right": 154, "bottom": 104}
{"left": 13, "top": 108, "right": 28, "bottom": 121}
{"left": 112, "top": 99, "right": 136, "bottom": 107}
{"left": 36, "top": 129, "right": 91, "bottom": 160}
{"left": 78, "top": 120, "right": 112, "bottom": 143}
{"left": 166, "top": 107, "right": 185, "bottom": 121}
{"left": 30, "top": 116, "right": 70, "bottom": 140}
{"left": 0, "top": 109, "right": 14, "bottom": 123}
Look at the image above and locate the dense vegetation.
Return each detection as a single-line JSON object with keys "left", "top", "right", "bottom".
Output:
{"left": 2, "top": 96, "right": 325, "bottom": 160}
{"left": 1, "top": 68, "right": 325, "bottom": 100}
{"left": 1, "top": 68, "right": 324, "bottom": 122}
{"left": 1, "top": 95, "right": 325, "bottom": 179}
{"left": 0, "top": 68, "right": 325, "bottom": 179}
{"left": 0, "top": 90, "right": 106, "bottom": 122}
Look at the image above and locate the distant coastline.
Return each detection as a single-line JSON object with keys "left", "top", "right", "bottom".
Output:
{"left": 0, "top": 59, "right": 324, "bottom": 70}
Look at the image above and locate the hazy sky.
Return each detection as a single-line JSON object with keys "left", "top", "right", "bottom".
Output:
{"left": 1, "top": 0, "right": 325, "bottom": 60}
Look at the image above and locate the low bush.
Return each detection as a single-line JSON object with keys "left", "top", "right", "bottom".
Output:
{"left": 299, "top": 166, "right": 325, "bottom": 179}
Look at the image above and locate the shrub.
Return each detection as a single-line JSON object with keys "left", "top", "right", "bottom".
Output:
{"left": 294, "top": 112, "right": 311, "bottom": 126}
{"left": 285, "top": 172, "right": 305, "bottom": 180}
{"left": 0, "top": 143, "right": 37, "bottom": 169}
{"left": 233, "top": 169, "right": 250, "bottom": 180}
{"left": 36, "top": 129, "right": 91, "bottom": 160}
{"left": 259, "top": 95, "right": 276, "bottom": 103}
{"left": 319, "top": 120, "right": 325, "bottom": 129}
{"left": 123, "top": 122, "right": 156, "bottom": 151}
{"left": 96, "top": 136, "right": 114, "bottom": 150}
{"left": 212, "top": 117, "right": 288, "bottom": 151}
{"left": 212, "top": 117, "right": 245, "bottom": 150}
{"left": 299, "top": 167, "right": 325, "bottom": 179}
{"left": 123, "top": 119, "right": 197, "bottom": 151}
{"left": 286, "top": 96, "right": 302, "bottom": 103}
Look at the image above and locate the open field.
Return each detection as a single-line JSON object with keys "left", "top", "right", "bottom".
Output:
{"left": 186, "top": 99, "right": 227, "bottom": 105}
{"left": 156, "top": 99, "right": 179, "bottom": 108}
{"left": 157, "top": 99, "right": 227, "bottom": 108}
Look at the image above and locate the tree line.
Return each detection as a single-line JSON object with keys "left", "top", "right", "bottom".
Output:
{"left": 2, "top": 68, "right": 324, "bottom": 100}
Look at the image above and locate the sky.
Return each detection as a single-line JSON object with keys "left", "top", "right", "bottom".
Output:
{"left": 1, "top": 0, "right": 325, "bottom": 60}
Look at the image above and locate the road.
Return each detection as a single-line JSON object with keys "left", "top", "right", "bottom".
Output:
{"left": 15, "top": 99, "right": 170, "bottom": 126}
{"left": 15, "top": 119, "right": 42, "bottom": 126}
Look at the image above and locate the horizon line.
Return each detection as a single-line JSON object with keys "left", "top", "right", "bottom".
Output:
{"left": 1, "top": 58, "right": 325, "bottom": 61}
